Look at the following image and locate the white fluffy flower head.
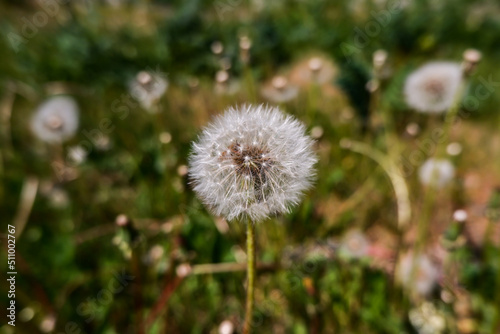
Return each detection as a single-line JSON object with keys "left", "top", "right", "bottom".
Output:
{"left": 404, "top": 62, "right": 462, "bottom": 113}
{"left": 397, "top": 253, "right": 440, "bottom": 297}
{"left": 189, "top": 105, "right": 317, "bottom": 222}
{"left": 31, "top": 96, "right": 79, "bottom": 143}
{"left": 418, "top": 158, "right": 455, "bottom": 188}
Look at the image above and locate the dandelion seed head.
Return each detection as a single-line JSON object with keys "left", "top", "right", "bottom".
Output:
{"left": 398, "top": 253, "right": 440, "bottom": 297}
{"left": 129, "top": 70, "right": 168, "bottom": 111}
{"left": 404, "top": 62, "right": 462, "bottom": 113}
{"left": 189, "top": 105, "right": 317, "bottom": 222}
{"left": 31, "top": 96, "right": 79, "bottom": 143}
{"left": 419, "top": 158, "right": 455, "bottom": 188}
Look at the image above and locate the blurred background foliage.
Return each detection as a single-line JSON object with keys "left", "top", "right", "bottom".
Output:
{"left": 1, "top": 0, "right": 500, "bottom": 333}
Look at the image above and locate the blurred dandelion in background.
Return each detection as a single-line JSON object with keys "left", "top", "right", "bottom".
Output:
{"left": 30, "top": 96, "right": 79, "bottom": 143}
{"left": 397, "top": 252, "right": 440, "bottom": 297}
{"left": 404, "top": 62, "right": 463, "bottom": 113}
{"left": 418, "top": 158, "right": 456, "bottom": 188}
{"left": 129, "top": 70, "right": 168, "bottom": 112}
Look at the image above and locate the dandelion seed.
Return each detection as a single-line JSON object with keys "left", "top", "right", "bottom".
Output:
{"left": 418, "top": 158, "right": 455, "bottom": 188}
{"left": 31, "top": 96, "right": 79, "bottom": 143}
{"left": 404, "top": 62, "right": 462, "bottom": 113}
{"left": 189, "top": 105, "right": 317, "bottom": 222}
{"left": 397, "top": 253, "right": 440, "bottom": 297}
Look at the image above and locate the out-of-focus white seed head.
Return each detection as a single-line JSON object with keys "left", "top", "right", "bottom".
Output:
{"left": 31, "top": 96, "right": 79, "bottom": 143}
{"left": 404, "top": 62, "right": 462, "bottom": 114}
{"left": 129, "top": 70, "right": 168, "bottom": 111}
{"left": 418, "top": 158, "right": 455, "bottom": 188}
{"left": 189, "top": 105, "right": 317, "bottom": 222}
{"left": 397, "top": 253, "right": 440, "bottom": 297}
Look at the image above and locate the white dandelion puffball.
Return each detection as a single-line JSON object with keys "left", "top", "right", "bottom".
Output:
{"left": 129, "top": 70, "right": 168, "bottom": 111}
{"left": 397, "top": 253, "right": 440, "bottom": 297}
{"left": 418, "top": 158, "right": 455, "bottom": 188}
{"left": 189, "top": 105, "right": 317, "bottom": 222}
{"left": 31, "top": 96, "right": 79, "bottom": 143}
{"left": 404, "top": 62, "right": 462, "bottom": 113}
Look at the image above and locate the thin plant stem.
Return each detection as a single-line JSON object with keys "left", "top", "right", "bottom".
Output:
{"left": 436, "top": 80, "right": 467, "bottom": 159}
{"left": 415, "top": 79, "right": 467, "bottom": 252}
{"left": 494, "top": 249, "right": 500, "bottom": 333}
{"left": 243, "top": 220, "right": 256, "bottom": 334}
{"left": 341, "top": 139, "right": 411, "bottom": 229}
{"left": 190, "top": 261, "right": 276, "bottom": 275}
{"left": 13, "top": 176, "right": 39, "bottom": 238}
